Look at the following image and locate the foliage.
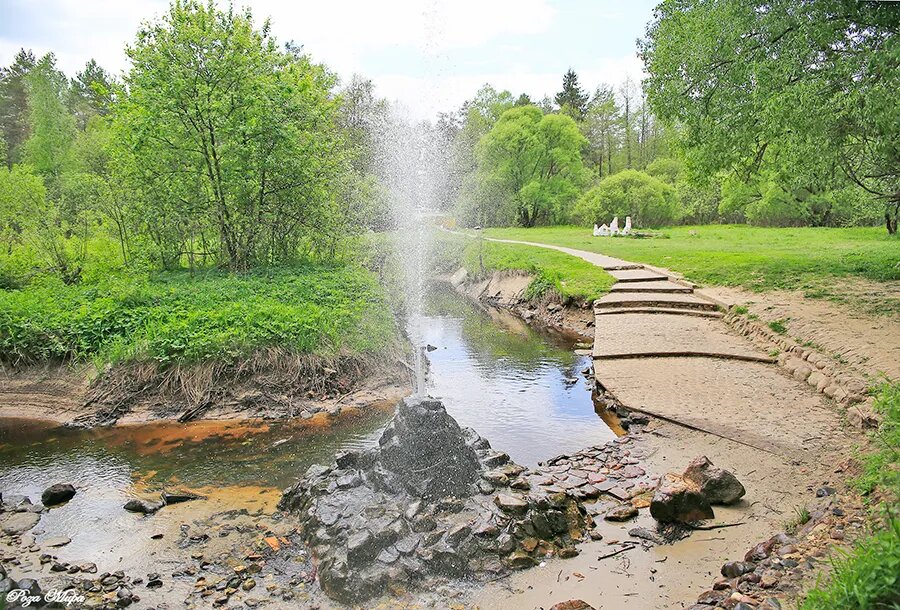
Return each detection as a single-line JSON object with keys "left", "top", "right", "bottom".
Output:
{"left": 855, "top": 382, "right": 900, "bottom": 497}
{"left": 800, "top": 515, "right": 900, "bottom": 610}
{"left": 0, "top": 263, "right": 397, "bottom": 366}
{"left": 474, "top": 106, "right": 587, "bottom": 227}
{"left": 573, "top": 169, "right": 680, "bottom": 227}
{"left": 118, "top": 0, "right": 347, "bottom": 269}
{"left": 0, "top": 49, "right": 36, "bottom": 166}
{"left": 640, "top": 0, "right": 900, "bottom": 232}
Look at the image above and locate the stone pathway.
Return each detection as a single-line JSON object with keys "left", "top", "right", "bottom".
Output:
{"left": 482, "top": 235, "right": 846, "bottom": 461}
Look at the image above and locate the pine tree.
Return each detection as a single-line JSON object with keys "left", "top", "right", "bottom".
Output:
{"left": 555, "top": 69, "right": 589, "bottom": 120}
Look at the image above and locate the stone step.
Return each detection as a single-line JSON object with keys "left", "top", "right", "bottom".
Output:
{"left": 606, "top": 269, "right": 668, "bottom": 282}
{"left": 594, "top": 307, "right": 724, "bottom": 318}
{"left": 594, "top": 351, "right": 776, "bottom": 364}
{"left": 595, "top": 292, "right": 719, "bottom": 312}
{"left": 609, "top": 281, "right": 694, "bottom": 294}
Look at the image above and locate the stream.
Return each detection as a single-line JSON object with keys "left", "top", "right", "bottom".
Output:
{"left": 0, "top": 286, "right": 615, "bottom": 566}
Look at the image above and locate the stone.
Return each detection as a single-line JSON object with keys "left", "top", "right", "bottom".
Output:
{"left": 123, "top": 499, "right": 164, "bottom": 514}
{"left": 721, "top": 561, "right": 755, "bottom": 578}
{"left": 550, "top": 601, "right": 596, "bottom": 610}
{"left": 847, "top": 405, "right": 881, "bottom": 429}
{"left": 161, "top": 490, "right": 204, "bottom": 505}
{"left": 604, "top": 503, "right": 638, "bottom": 522}
{"left": 650, "top": 474, "right": 714, "bottom": 523}
{"left": 41, "top": 483, "right": 76, "bottom": 506}
{"left": 42, "top": 535, "right": 71, "bottom": 547}
{"left": 506, "top": 551, "right": 537, "bottom": 569}
{"left": 494, "top": 493, "right": 528, "bottom": 515}
{"left": 682, "top": 456, "right": 746, "bottom": 504}
{"left": 1, "top": 511, "right": 40, "bottom": 534}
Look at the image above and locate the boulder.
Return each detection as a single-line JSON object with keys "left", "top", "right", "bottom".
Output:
{"left": 161, "top": 490, "right": 204, "bottom": 505}
{"left": 650, "top": 474, "right": 714, "bottom": 523}
{"left": 682, "top": 456, "right": 745, "bottom": 504}
{"left": 124, "top": 499, "right": 164, "bottom": 514}
{"left": 550, "top": 601, "right": 596, "bottom": 610}
{"left": 41, "top": 483, "right": 76, "bottom": 506}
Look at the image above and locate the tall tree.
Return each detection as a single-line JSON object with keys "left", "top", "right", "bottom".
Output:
{"left": 68, "top": 59, "right": 116, "bottom": 129}
{"left": 555, "top": 69, "right": 589, "bottom": 120}
{"left": 118, "top": 0, "right": 346, "bottom": 268}
{"left": 475, "top": 105, "right": 587, "bottom": 227}
{"left": 23, "top": 54, "right": 76, "bottom": 194}
{"left": 640, "top": 0, "right": 900, "bottom": 232}
{"left": 618, "top": 76, "right": 637, "bottom": 169}
{"left": 0, "top": 49, "right": 36, "bottom": 167}
{"left": 582, "top": 85, "right": 621, "bottom": 177}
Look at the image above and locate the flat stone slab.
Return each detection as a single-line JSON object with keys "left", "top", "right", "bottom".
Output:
{"left": 595, "top": 357, "right": 844, "bottom": 458}
{"left": 593, "top": 313, "right": 765, "bottom": 361}
{"left": 606, "top": 269, "right": 667, "bottom": 282}
{"left": 1, "top": 511, "right": 40, "bottom": 535}
{"left": 595, "top": 307, "right": 723, "bottom": 319}
{"left": 596, "top": 292, "right": 718, "bottom": 311}
{"left": 609, "top": 280, "right": 693, "bottom": 293}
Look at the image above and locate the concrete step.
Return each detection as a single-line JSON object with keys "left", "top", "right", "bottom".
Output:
{"left": 595, "top": 292, "right": 719, "bottom": 312}
{"left": 606, "top": 269, "right": 668, "bottom": 282}
{"left": 594, "top": 307, "right": 724, "bottom": 318}
{"left": 609, "top": 281, "right": 694, "bottom": 294}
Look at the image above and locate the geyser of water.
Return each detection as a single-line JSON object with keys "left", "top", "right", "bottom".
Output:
{"left": 377, "top": 106, "right": 448, "bottom": 396}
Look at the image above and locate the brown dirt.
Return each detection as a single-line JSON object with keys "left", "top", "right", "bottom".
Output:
{"left": 0, "top": 352, "right": 409, "bottom": 428}
{"left": 702, "top": 285, "right": 900, "bottom": 381}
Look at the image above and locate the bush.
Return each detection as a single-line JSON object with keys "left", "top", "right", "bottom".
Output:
{"left": 573, "top": 169, "right": 680, "bottom": 228}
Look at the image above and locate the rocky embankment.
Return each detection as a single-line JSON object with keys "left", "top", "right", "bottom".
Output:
{"left": 279, "top": 397, "right": 592, "bottom": 603}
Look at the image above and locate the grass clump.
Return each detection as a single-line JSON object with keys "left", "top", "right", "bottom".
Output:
{"left": 800, "top": 382, "right": 900, "bottom": 609}
{"left": 0, "top": 263, "right": 398, "bottom": 368}
{"left": 459, "top": 237, "right": 615, "bottom": 303}
{"left": 768, "top": 319, "right": 788, "bottom": 334}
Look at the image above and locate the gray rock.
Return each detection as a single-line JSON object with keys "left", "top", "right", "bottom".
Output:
{"left": 682, "top": 456, "right": 746, "bottom": 504}
{"left": 123, "top": 499, "right": 164, "bottom": 514}
{"left": 160, "top": 490, "right": 204, "bottom": 505}
{"left": 605, "top": 503, "right": 638, "bottom": 522}
{"left": 1, "top": 511, "right": 40, "bottom": 534}
{"left": 494, "top": 493, "right": 528, "bottom": 514}
{"left": 41, "top": 483, "right": 76, "bottom": 506}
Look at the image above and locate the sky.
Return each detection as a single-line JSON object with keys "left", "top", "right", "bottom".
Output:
{"left": 0, "top": 0, "right": 657, "bottom": 119}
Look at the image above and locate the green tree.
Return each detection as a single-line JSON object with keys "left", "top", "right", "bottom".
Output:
{"left": 582, "top": 85, "right": 621, "bottom": 177}
{"left": 475, "top": 106, "right": 587, "bottom": 227}
{"left": 0, "top": 49, "right": 36, "bottom": 167}
{"left": 573, "top": 169, "right": 680, "bottom": 228}
{"left": 555, "top": 69, "right": 589, "bottom": 120}
{"left": 640, "top": 0, "right": 900, "bottom": 232}
{"left": 23, "top": 54, "right": 76, "bottom": 193}
{"left": 68, "top": 59, "right": 117, "bottom": 129}
{"left": 118, "top": 0, "right": 346, "bottom": 268}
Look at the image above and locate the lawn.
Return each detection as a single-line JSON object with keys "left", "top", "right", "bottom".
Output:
{"left": 0, "top": 263, "right": 398, "bottom": 367}
{"left": 482, "top": 225, "right": 899, "bottom": 291}
{"left": 433, "top": 230, "right": 615, "bottom": 303}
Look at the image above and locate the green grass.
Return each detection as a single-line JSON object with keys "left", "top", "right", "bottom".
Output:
{"left": 482, "top": 225, "right": 899, "bottom": 290}
{"left": 434, "top": 231, "right": 615, "bottom": 303}
{"left": 0, "top": 263, "right": 398, "bottom": 367}
{"left": 800, "top": 516, "right": 900, "bottom": 610}
{"left": 801, "top": 382, "right": 900, "bottom": 609}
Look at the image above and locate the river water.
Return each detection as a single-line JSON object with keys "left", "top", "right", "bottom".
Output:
{"left": 0, "top": 286, "right": 614, "bottom": 560}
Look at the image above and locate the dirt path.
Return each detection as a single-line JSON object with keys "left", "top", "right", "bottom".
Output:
{"left": 472, "top": 235, "right": 873, "bottom": 609}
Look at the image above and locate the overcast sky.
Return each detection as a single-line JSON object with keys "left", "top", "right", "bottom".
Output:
{"left": 0, "top": 0, "right": 656, "bottom": 119}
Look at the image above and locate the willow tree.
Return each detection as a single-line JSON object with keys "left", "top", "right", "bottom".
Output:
{"left": 118, "top": 0, "right": 346, "bottom": 268}
{"left": 475, "top": 105, "right": 587, "bottom": 227}
{"left": 640, "top": 0, "right": 900, "bottom": 232}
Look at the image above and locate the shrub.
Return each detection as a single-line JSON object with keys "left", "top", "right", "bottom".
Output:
{"left": 573, "top": 169, "right": 680, "bottom": 228}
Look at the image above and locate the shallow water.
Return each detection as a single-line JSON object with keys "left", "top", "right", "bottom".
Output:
{"left": 0, "top": 286, "right": 613, "bottom": 558}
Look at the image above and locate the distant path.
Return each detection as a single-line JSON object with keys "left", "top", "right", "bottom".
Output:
{"left": 468, "top": 231, "right": 848, "bottom": 460}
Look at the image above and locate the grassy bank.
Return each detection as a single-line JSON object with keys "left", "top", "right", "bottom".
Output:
{"left": 0, "top": 263, "right": 398, "bottom": 368}
{"left": 801, "top": 382, "right": 900, "bottom": 609}
{"left": 482, "top": 225, "right": 898, "bottom": 292}
{"left": 434, "top": 230, "right": 615, "bottom": 303}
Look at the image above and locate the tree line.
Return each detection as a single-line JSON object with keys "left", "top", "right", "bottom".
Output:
{"left": 0, "top": 0, "right": 386, "bottom": 288}
{"left": 442, "top": 0, "right": 897, "bottom": 233}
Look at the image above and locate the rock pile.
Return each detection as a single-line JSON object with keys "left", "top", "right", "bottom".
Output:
{"left": 279, "top": 397, "right": 593, "bottom": 603}
{"left": 651, "top": 456, "right": 745, "bottom": 523}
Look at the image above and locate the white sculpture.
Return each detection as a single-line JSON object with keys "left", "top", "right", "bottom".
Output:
{"left": 593, "top": 223, "right": 611, "bottom": 236}
{"left": 609, "top": 216, "right": 619, "bottom": 234}
{"left": 622, "top": 216, "right": 632, "bottom": 235}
